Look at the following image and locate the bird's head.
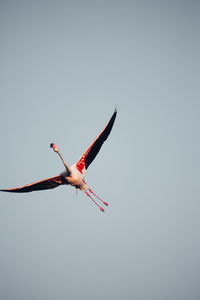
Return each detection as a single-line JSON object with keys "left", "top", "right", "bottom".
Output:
{"left": 50, "top": 143, "right": 59, "bottom": 152}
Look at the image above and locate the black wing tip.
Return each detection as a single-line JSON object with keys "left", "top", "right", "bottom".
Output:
{"left": 112, "top": 107, "right": 117, "bottom": 122}
{"left": 0, "top": 189, "right": 21, "bottom": 193}
{"left": 112, "top": 107, "right": 117, "bottom": 121}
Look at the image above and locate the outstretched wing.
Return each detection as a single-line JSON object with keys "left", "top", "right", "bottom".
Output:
{"left": 76, "top": 109, "right": 117, "bottom": 173}
{"left": 0, "top": 175, "right": 66, "bottom": 193}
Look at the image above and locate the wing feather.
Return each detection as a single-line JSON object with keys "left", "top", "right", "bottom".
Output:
{"left": 76, "top": 109, "right": 117, "bottom": 173}
{"left": 0, "top": 175, "right": 66, "bottom": 193}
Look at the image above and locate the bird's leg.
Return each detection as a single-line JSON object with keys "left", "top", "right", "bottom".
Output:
{"left": 84, "top": 191, "right": 105, "bottom": 212}
{"left": 88, "top": 188, "right": 109, "bottom": 206}
{"left": 50, "top": 143, "right": 71, "bottom": 175}
{"left": 82, "top": 180, "right": 108, "bottom": 207}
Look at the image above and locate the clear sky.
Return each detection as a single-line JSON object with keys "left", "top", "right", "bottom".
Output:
{"left": 1, "top": 1, "right": 200, "bottom": 299}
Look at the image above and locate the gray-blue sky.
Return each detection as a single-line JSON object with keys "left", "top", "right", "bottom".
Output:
{"left": 1, "top": 1, "right": 200, "bottom": 299}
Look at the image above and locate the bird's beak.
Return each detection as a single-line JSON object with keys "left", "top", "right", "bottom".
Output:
{"left": 50, "top": 143, "right": 59, "bottom": 152}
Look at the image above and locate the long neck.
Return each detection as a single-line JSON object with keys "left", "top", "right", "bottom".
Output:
{"left": 57, "top": 151, "right": 71, "bottom": 175}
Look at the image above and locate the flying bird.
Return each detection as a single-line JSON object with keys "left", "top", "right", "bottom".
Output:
{"left": 0, "top": 110, "right": 117, "bottom": 212}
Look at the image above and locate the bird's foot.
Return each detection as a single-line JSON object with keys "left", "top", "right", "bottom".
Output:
{"left": 85, "top": 191, "right": 105, "bottom": 213}
{"left": 84, "top": 188, "right": 108, "bottom": 212}
{"left": 89, "top": 188, "right": 109, "bottom": 206}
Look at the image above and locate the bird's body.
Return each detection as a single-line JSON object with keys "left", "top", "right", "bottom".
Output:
{"left": 1, "top": 109, "right": 117, "bottom": 212}
{"left": 60, "top": 165, "right": 88, "bottom": 191}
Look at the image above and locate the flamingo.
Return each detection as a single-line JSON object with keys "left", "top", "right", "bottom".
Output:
{"left": 0, "top": 109, "right": 117, "bottom": 212}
